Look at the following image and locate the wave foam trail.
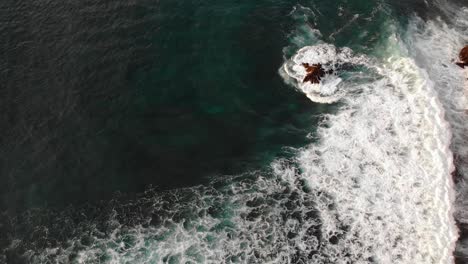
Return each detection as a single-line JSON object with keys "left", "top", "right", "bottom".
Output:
{"left": 279, "top": 17, "right": 458, "bottom": 259}
{"left": 403, "top": 4, "right": 468, "bottom": 260}
{"left": 296, "top": 52, "right": 457, "bottom": 263}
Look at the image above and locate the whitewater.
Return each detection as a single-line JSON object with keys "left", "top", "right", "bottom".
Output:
{"left": 280, "top": 27, "right": 458, "bottom": 264}
{"left": 2, "top": 1, "right": 467, "bottom": 264}
{"left": 279, "top": 1, "right": 467, "bottom": 262}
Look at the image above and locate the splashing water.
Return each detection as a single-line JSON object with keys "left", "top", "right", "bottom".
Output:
{"left": 280, "top": 44, "right": 370, "bottom": 103}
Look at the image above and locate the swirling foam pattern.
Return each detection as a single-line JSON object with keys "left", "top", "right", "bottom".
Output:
{"left": 281, "top": 44, "right": 369, "bottom": 104}
{"left": 281, "top": 37, "right": 457, "bottom": 263}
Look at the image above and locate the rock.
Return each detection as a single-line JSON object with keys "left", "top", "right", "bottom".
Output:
{"left": 460, "top": 46, "right": 468, "bottom": 62}
{"left": 302, "top": 63, "right": 326, "bottom": 84}
{"left": 456, "top": 45, "right": 468, "bottom": 68}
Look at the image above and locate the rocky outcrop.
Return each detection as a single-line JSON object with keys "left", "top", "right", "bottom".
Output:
{"left": 456, "top": 45, "right": 468, "bottom": 68}
{"left": 302, "top": 63, "right": 326, "bottom": 84}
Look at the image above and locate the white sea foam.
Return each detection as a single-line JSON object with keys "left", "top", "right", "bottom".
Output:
{"left": 278, "top": 14, "right": 459, "bottom": 262}
{"left": 295, "top": 50, "right": 457, "bottom": 263}
{"left": 403, "top": 4, "right": 468, "bottom": 260}
{"left": 280, "top": 44, "right": 370, "bottom": 104}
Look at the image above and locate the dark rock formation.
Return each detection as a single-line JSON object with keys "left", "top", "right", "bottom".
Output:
{"left": 456, "top": 45, "right": 468, "bottom": 68}
{"left": 302, "top": 63, "right": 326, "bottom": 84}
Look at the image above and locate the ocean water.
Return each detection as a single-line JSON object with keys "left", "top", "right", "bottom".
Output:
{"left": 0, "top": 0, "right": 467, "bottom": 263}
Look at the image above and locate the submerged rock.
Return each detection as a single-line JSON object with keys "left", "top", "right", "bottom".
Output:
{"left": 456, "top": 45, "right": 468, "bottom": 68}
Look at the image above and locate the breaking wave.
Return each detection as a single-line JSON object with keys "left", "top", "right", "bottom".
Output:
{"left": 403, "top": 2, "right": 468, "bottom": 261}
{"left": 279, "top": 36, "right": 458, "bottom": 264}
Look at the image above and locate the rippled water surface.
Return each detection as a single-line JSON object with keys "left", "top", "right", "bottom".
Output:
{"left": 1, "top": 0, "right": 467, "bottom": 263}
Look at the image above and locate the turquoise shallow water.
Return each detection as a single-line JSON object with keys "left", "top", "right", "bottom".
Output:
{"left": 1, "top": 0, "right": 467, "bottom": 263}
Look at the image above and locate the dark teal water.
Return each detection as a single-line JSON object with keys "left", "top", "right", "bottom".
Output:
{"left": 0, "top": 0, "right": 400, "bottom": 211}
{"left": 1, "top": 0, "right": 328, "bottom": 210}
{"left": 2, "top": 0, "right": 466, "bottom": 263}
{"left": 0, "top": 0, "right": 399, "bottom": 211}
